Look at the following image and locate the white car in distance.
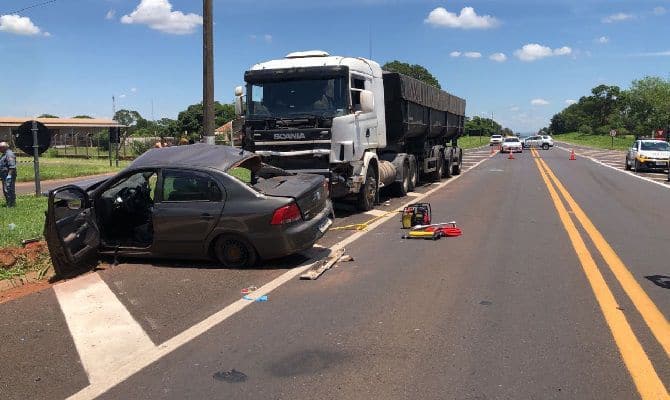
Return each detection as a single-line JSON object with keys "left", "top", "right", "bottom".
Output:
{"left": 501, "top": 137, "right": 523, "bottom": 153}
{"left": 490, "top": 135, "right": 503, "bottom": 146}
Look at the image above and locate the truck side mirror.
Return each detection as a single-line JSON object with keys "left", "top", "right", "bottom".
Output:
{"left": 360, "top": 90, "right": 375, "bottom": 113}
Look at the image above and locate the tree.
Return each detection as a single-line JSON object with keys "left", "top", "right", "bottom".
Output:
{"left": 381, "top": 61, "right": 441, "bottom": 89}
{"left": 114, "top": 109, "right": 144, "bottom": 129}
{"left": 464, "top": 116, "right": 502, "bottom": 136}
{"left": 177, "top": 102, "right": 236, "bottom": 137}
{"left": 38, "top": 114, "right": 59, "bottom": 118}
{"left": 624, "top": 76, "right": 670, "bottom": 136}
{"left": 73, "top": 115, "right": 93, "bottom": 119}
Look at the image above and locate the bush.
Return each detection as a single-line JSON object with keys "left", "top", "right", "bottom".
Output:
{"left": 130, "top": 139, "right": 154, "bottom": 155}
{"left": 578, "top": 124, "right": 593, "bottom": 135}
{"left": 95, "top": 132, "right": 110, "bottom": 151}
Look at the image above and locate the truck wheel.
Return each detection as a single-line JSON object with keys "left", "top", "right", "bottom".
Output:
{"left": 443, "top": 153, "right": 452, "bottom": 179}
{"left": 395, "top": 162, "right": 410, "bottom": 196}
{"left": 542, "top": 143, "right": 550, "bottom": 150}
{"left": 214, "top": 235, "right": 258, "bottom": 268}
{"left": 452, "top": 150, "right": 462, "bottom": 175}
{"left": 431, "top": 152, "right": 444, "bottom": 182}
{"left": 408, "top": 160, "right": 418, "bottom": 191}
{"left": 357, "top": 167, "right": 378, "bottom": 211}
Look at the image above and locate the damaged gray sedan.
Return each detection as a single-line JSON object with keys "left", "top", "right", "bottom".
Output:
{"left": 45, "top": 144, "right": 334, "bottom": 275}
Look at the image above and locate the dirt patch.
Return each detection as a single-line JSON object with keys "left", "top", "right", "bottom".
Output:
{"left": 0, "top": 242, "right": 55, "bottom": 304}
{"left": 0, "top": 242, "right": 48, "bottom": 269}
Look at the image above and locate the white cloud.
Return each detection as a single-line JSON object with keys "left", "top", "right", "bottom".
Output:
{"left": 130, "top": 87, "right": 137, "bottom": 93}
{"left": 510, "top": 106, "right": 520, "bottom": 112}
{"left": 119, "top": 94, "right": 127, "bottom": 99}
{"left": 121, "top": 0, "right": 203, "bottom": 35}
{"left": 106, "top": 10, "right": 116, "bottom": 20}
{"left": 596, "top": 36, "right": 609, "bottom": 44}
{"left": 449, "top": 51, "right": 462, "bottom": 57}
{"left": 425, "top": 6, "right": 499, "bottom": 29}
{"left": 653, "top": 6, "right": 666, "bottom": 16}
{"left": 565, "top": 99, "right": 577, "bottom": 105}
{"left": 514, "top": 43, "right": 572, "bottom": 62}
{"left": 531, "top": 98, "right": 550, "bottom": 106}
{"left": 602, "top": 12, "right": 634, "bottom": 23}
{"left": 464, "top": 51, "right": 482, "bottom": 59}
{"left": 0, "top": 14, "right": 45, "bottom": 36}
{"left": 263, "top": 34, "right": 273, "bottom": 43}
{"left": 489, "top": 52, "right": 507, "bottom": 62}
{"left": 633, "top": 50, "right": 670, "bottom": 56}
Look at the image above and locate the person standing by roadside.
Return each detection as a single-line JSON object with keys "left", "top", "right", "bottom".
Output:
{"left": 0, "top": 142, "right": 17, "bottom": 207}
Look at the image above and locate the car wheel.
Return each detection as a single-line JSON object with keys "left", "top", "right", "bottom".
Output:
{"left": 395, "top": 162, "right": 410, "bottom": 196}
{"left": 431, "top": 152, "right": 444, "bottom": 182}
{"left": 633, "top": 159, "right": 641, "bottom": 172}
{"left": 625, "top": 157, "right": 631, "bottom": 170}
{"left": 214, "top": 235, "right": 258, "bottom": 268}
{"left": 542, "top": 143, "right": 550, "bottom": 150}
{"left": 357, "top": 166, "right": 378, "bottom": 211}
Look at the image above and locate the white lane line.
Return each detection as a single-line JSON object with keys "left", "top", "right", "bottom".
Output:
{"left": 67, "top": 152, "right": 497, "bottom": 400}
{"left": 54, "top": 273, "right": 156, "bottom": 385}
{"left": 364, "top": 209, "right": 388, "bottom": 217}
{"left": 556, "top": 146, "right": 670, "bottom": 189}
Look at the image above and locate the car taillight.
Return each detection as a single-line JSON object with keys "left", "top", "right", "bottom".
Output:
{"left": 271, "top": 202, "right": 302, "bottom": 225}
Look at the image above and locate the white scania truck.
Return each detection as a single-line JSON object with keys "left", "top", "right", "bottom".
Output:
{"left": 235, "top": 51, "right": 466, "bottom": 210}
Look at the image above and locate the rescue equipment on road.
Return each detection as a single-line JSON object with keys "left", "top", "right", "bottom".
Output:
{"left": 402, "top": 221, "right": 462, "bottom": 240}
{"left": 401, "top": 203, "right": 432, "bottom": 228}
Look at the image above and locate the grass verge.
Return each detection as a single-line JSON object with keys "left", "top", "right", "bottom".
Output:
{"left": 16, "top": 157, "right": 128, "bottom": 182}
{"left": 0, "top": 195, "right": 48, "bottom": 248}
{"left": 553, "top": 132, "right": 635, "bottom": 151}
{"left": 459, "top": 136, "right": 490, "bottom": 149}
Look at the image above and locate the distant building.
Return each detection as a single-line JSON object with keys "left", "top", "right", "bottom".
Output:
{"left": 0, "top": 117, "right": 124, "bottom": 146}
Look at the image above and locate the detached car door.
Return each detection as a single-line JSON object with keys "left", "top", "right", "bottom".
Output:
{"left": 152, "top": 169, "right": 225, "bottom": 256}
{"left": 45, "top": 185, "right": 100, "bottom": 276}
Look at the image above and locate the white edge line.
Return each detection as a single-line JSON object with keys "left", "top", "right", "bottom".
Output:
{"left": 68, "top": 152, "right": 495, "bottom": 400}
{"left": 556, "top": 146, "right": 670, "bottom": 190}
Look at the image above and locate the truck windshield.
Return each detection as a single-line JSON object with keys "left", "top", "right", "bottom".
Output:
{"left": 247, "top": 78, "right": 347, "bottom": 119}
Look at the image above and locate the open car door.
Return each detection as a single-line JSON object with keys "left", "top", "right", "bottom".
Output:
{"left": 45, "top": 185, "right": 101, "bottom": 276}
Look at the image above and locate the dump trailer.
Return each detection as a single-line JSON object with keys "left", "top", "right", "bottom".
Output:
{"left": 235, "top": 50, "right": 466, "bottom": 210}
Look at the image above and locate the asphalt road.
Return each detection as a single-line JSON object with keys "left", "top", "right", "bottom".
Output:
{"left": 1, "top": 146, "right": 668, "bottom": 400}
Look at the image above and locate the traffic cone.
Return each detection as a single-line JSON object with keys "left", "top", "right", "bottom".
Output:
{"left": 569, "top": 149, "right": 576, "bottom": 161}
{"left": 508, "top": 148, "right": 515, "bottom": 159}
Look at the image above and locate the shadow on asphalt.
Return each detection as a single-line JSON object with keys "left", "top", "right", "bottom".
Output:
{"left": 645, "top": 275, "right": 670, "bottom": 289}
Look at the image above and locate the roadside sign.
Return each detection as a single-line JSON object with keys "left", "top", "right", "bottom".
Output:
{"left": 610, "top": 129, "right": 617, "bottom": 137}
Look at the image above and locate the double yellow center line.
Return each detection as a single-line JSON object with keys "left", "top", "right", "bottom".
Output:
{"left": 530, "top": 148, "right": 669, "bottom": 400}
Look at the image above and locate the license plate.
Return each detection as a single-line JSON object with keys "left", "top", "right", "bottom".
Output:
{"left": 318, "top": 218, "right": 333, "bottom": 233}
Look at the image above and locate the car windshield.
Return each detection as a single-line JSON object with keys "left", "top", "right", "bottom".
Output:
{"left": 504, "top": 138, "right": 519, "bottom": 142}
{"left": 247, "top": 78, "right": 348, "bottom": 118}
{"left": 640, "top": 141, "right": 670, "bottom": 151}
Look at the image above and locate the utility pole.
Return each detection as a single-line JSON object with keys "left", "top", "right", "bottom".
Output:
{"left": 203, "top": 0, "right": 215, "bottom": 144}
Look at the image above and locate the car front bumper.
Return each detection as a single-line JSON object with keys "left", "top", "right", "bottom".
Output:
{"left": 254, "top": 200, "right": 335, "bottom": 260}
{"left": 638, "top": 159, "right": 669, "bottom": 168}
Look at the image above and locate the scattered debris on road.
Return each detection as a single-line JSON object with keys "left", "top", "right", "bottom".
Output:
{"left": 300, "top": 247, "right": 345, "bottom": 280}
{"left": 338, "top": 255, "right": 354, "bottom": 262}
{"left": 213, "top": 369, "right": 248, "bottom": 383}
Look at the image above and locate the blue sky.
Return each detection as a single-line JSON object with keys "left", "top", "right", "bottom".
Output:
{"left": 1, "top": 0, "right": 669, "bottom": 133}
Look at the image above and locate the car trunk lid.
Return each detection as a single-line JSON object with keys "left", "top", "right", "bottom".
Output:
{"left": 253, "top": 174, "right": 327, "bottom": 221}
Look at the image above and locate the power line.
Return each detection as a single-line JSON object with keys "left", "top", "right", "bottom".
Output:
{"left": 6, "top": 0, "right": 57, "bottom": 15}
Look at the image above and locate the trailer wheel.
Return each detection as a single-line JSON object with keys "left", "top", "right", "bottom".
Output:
{"left": 443, "top": 152, "right": 452, "bottom": 179}
{"left": 357, "top": 166, "right": 378, "bottom": 211}
{"left": 395, "top": 162, "right": 410, "bottom": 196}
{"left": 452, "top": 149, "right": 462, "bottom": 175}
{"left": 431, "top": 152, "right": 444, "bottom": 182}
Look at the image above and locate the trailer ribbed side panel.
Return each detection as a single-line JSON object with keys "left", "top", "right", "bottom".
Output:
{"left": 383, "top": 72, "right": 466, "bottom": 147}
